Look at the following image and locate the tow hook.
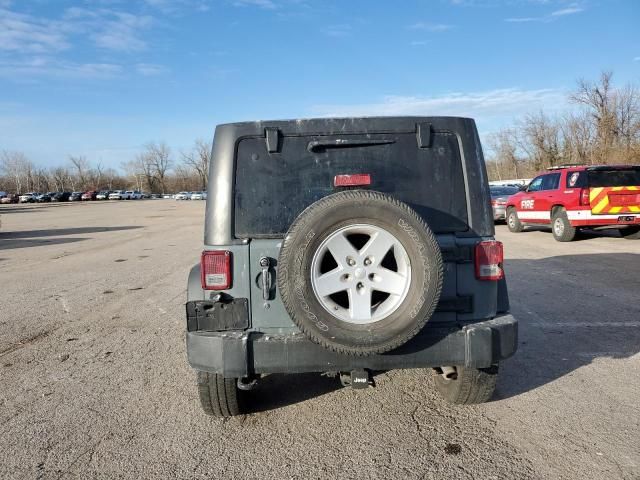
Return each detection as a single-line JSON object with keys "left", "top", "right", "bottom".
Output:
{"left": 237, "top": 375, "right": 259, "bottom": 391}
{"left": 339, "top": 369, "right": 375, "bottom": 389}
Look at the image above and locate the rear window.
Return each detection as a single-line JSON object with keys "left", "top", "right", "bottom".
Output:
{"left": 588, "top": 168, "right": 640, "bottom": 187}
{"left": 234, "top": 132, "right": 469, "bottom": 237}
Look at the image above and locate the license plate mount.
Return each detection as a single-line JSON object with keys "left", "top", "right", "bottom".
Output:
{"left": 617, "top": 215, "right": 636, "bottom": 224}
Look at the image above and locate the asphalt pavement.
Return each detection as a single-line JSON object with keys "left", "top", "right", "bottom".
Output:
{"left": 0, "top": 201, "right": 638, "bottom": 479}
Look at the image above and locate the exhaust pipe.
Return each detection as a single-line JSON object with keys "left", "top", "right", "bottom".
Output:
{"left": 237, "top": 376, "right": 259, "bottom": 391}
{"left": 439, "top": 366, "right": 457, "bottom": 380}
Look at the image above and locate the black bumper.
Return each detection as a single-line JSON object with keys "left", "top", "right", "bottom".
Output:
{"left": 186, "top": 314, "right": 518, "bottom": 377}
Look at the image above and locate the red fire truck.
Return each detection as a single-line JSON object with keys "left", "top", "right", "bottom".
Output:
{"left": 505, "top": 165, "right": 640, "bottom": 241}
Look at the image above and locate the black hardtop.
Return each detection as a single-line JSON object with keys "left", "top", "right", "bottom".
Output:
{"left": 215, "top": 116, "right": 476, "bottom": 137}
{"left": 205, "top": 116, "right": 494, "bottom": 245}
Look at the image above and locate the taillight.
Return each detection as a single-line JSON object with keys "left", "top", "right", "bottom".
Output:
{"left": 475, "top": 240, "right": 504, "bottom": 281}
{"left": 579, "top": 188, "right": 590, "bottom": 206}
{"left": 201, "top": 250, "right": 232, "bottom": 290}
{"left": 334, "top": 174, "right": 371, "bottom": 187}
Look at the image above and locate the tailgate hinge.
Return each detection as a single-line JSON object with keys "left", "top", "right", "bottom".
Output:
{"left": 265, "top": 127, "right": 281, "bottom": 153}
{"left": 416, "top": 122, "right": 433, "bottom": 149}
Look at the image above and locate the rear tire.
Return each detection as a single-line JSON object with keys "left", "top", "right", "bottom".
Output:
{"left": 506, "top": 208, "right": 524, "bottom": 233}
{"left": 434, "top": 365, "right": 499, "bottom": 404}
{"left": 196, "top": 371, "right": 245, "bottom": 417}
{"left": 551, "top": 208, "right": 577, "bottom": 242}
{"left": 620, "top": 226, "right": 640, "bottom": 240}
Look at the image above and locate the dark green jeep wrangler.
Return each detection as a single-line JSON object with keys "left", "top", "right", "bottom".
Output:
{"left": 186, "top": 117, "right": 517, "bottom": 417}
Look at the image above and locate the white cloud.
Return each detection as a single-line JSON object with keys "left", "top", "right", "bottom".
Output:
{"left": 634, "top": 57, "right": 640, "bottom": 62}
{"left": 310, "top": 88, "right": 567, "bottom": 131}
{"left": 410, "top": 40, "right": 429, "bottom": 46}
{"left": 0, "top": 57, "right": 122, "bottom": 80}
{"left": 505, "top": 17, "right": 538, "bottom": 23}
{"left": 505, "top": 3, "right": 585, "bottom": 23}
{"left": 0, "top": 8, "right": 70, "bottom": 53}
{"left": 408, "top": 22, "right": 453, "bottom": 32}
{"left": 550, "top": 6, "right": 583, "bottom": 16}
{"left": 64, "top": 8, "right": 153, "bottom": 52}
{"left": 135, "top": 63, "right": 167, "bottom": 75}
{"left": 233, "top": 0, "right": 277, "bottom": 9}
{"left": 323, "top": 24, "right": 351, "bottom": 37}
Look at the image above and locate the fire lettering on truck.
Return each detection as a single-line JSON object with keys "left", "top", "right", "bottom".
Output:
{"left": 521, "top": 199, "right": 535, "bottom": 210}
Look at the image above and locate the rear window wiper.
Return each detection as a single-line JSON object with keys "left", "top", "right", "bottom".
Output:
{"left": 307, "top": 138, "right": 395, "bottom": 152}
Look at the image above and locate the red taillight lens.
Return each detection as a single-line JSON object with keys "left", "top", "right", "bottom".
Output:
{"left": 580, "top": 188, "right": 590, "bottom": 206}
{"left": 334, "top": 174, "right": 371, "bottom": 187}
{"left": 201, "top": 251, "right": 232, "bottom": 290}
{"left": 475, "top": 240, "right": 504, "bottom": 281}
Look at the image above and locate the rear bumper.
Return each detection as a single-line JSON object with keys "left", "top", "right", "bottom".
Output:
{"left": 567, "top": 210, "right": 640, "bottom": 227}
{"left": 186, "top": 314, "right": 518, "bottom": 377}
{"left": 493, "top": 206, "right": 506, "bottom": 220}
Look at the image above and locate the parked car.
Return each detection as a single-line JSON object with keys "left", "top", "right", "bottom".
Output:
{"left": 126, "top": 190, "right": 143, "bottom": 200}
{"left": 0, "top": 191, "right": 7, "bottom": 199}
{"left": 175, "top": 191, "right": 191, "bottom": 200}
{"left": 489, "top": 185, "right": 520, "bottom": 221}
{"left": 35, "top": 193, "right": 52, "bottom": 202}
{"left": 109, "top": 190, "right": 127, "bottom": 200}
{"left": 69, "top": 192, "right": 84, "bottom": 201}
{"left": 19, "top": 193, "right": 37, "bottom": 203}
{"left": 52, "top": 192, "right": 71, "bottom": 202}
{"left": 0, "top": 194, "right": 19, "bottom": 204}
{"left": 506, "top": 164, "right": 640, "bottom": 241}
{"left": 186, "top": 116, "right": 517, "bottom": 417}
{"left": 190, "top": 191, "right": 207, "bottom": 200}
{"left": 81, "top": 191, "right": 98, "bottom": 201}
{"left": 96, "top": 191, "right": 111, "bottom": 200}
{"left": 162, "top": 194, "right": 172, "bottom": 199}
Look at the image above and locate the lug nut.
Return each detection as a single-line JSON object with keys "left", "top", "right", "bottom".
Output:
{"left": 347, "top": 258, "right": 356, "bottom": 266}
{"left": 357, "top": 282, "right": 364, "bottom": 290}
{"left": 364, "top": 257, "right": 372, "bottom": 266}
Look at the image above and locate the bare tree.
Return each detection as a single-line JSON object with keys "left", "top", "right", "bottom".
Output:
{"left": 50, "top": 166, "right": 70, "bottom": 191}
{"left": 1, "top": 150, "right": 34, "bottom": 193}
{"left": 560, "top": 111, "right": 594, "bottom": 164}
{"left": 570, "top": 71, "right": 618, "bottom": 163}
{"left": 487, "top": 129, "right": 522, "bottom": 179}
{"left": 181, "top": 139, "right": 211, "bottom": 191}
{"left": 69, "top": 155, "right": 90, "bottom": 189}
{"left": 516, "top": 112, "right": 562, "bottom": 171}
{"left": 145, "top": 142, "right": 172, "bottom": 194}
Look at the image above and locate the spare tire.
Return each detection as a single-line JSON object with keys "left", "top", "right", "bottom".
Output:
{"left": 278, "top": 190, "right": 443, "bottom": 356}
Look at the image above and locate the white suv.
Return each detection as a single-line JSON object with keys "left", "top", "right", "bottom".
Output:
{"left": 190, "top": 191, "right": 207, "bottom": 200}
{"left": 109, "top": 190, "right": 127, "bottom": 200}
{"left": 127, "top": 191, "right": 143, "bottom": 200}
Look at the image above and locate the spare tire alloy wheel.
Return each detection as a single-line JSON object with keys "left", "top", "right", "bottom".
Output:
{"left": 278, "top": 190, "right": 444, "bottom": 356}
{"left": 311, "top": 224, "right": 412, "bottom": 324}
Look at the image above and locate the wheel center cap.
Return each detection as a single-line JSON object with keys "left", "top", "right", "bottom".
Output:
{"left": 354, "top": 267, "right": 365, "bottom": 279}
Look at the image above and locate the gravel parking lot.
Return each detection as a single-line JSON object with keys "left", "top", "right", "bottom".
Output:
{"left": 1, "top": 201, "right": 638, "bottom": 480}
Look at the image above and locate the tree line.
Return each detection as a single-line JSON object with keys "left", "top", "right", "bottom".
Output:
{"left": 486, "top": 71, "right": 640, "bottom": 181}
{"left": 0, "top": 139, "right": 211, "bottom": 194}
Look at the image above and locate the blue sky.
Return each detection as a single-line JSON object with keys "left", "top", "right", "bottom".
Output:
{"left": 1, "top": 0, "right": 638, "bottom": 169}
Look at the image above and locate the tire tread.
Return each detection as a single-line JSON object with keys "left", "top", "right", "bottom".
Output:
{"left": 196, "top": 371, "right": 243, "bottom": 417}
{"left": 434, "top": 365, "right": 499, "bottom": 405}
